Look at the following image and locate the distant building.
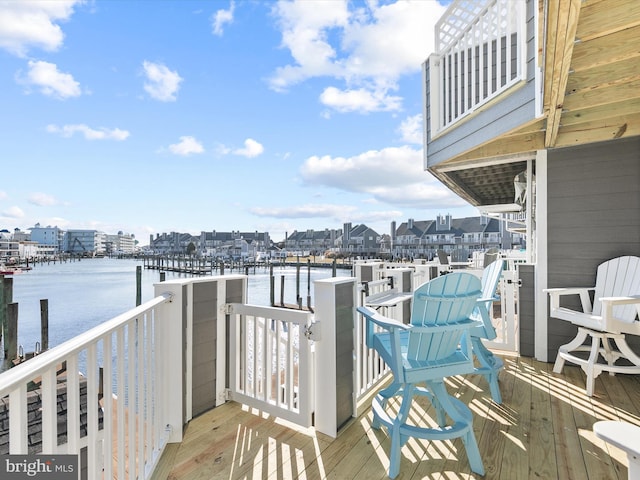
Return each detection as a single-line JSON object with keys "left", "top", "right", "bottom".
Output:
{"left": 105, "top": 231, "right": 136, "bottom": 254}
{"left": 64, "top": 230, "right": 106, "bottom": 256}
{"left": 29, "top": 223, "right": 65, "bottom": 254}
{"left": 0, "top": 230, "right": 19, "bottom": 261}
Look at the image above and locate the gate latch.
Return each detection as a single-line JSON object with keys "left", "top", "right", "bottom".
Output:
{"left": 304, "top": 321, "right": 321, "bottom": 341}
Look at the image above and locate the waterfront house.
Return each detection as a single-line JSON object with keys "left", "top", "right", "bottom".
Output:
{"left": 285, "top": 228, "right": 339, "bottom": 256}
{"left": 423, "top": 0, "right": 640, "bottom": 359}
{"left": 341, "top": 222, "right": 381, "bottom": 257}
{"left": 149, "top": 232, "right": 199, "bottom": 255}
{"left": 392, "top": 214, "right": 522, "bottom": 260}
{"left": 198, "top": 230, "right": 271, "bottom": 259}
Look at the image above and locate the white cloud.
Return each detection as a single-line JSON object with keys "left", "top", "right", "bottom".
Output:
{"left": 251, "top": 203, "right": 356, "bottom": 219}
{"left": 300, "top": 146, "right": 466, "bottom": 209}
{"left": 46, "top": 124, "right": 130, "bottom": 141}
{"left": 212, "top": 1, "right": 235, "bottom": 36}
{"left": 169, "top": 136, "right": 204, "bottom": 156}
{"left": 142, "top": 61, "right": 183, "bottom": 102}
{"left": 269, "top": 0, "right": 446, "bottom": 113}
{"left": 319, "top": 86, "right": 401, "bottom": 114}
{"left": 0, "top": 0, "right": 82, "bottom": 57}
{"left": 28, "top": 192, "right": 58, "bottom": 206}
{"left": 0, "top": 191, "right": 7, "bottom": 200}
{"left": 2, "top": 206, "right": 25, "bottom": 219}
{"left": 233, "top": 138, "right": 264, "bottom": 158}
{"left": 19, "top": 60, "right": 82, "bottom": 99}
{"left": 398, "top": 114, "right": 423, "bottom": 144}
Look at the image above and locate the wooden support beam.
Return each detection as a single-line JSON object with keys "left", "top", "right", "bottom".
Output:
{"left": 544, "top": 0, "right": 582, "bottom": 148}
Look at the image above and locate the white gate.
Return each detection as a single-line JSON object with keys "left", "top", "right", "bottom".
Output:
{"left": 226, "top": 303, "right": 314, "bottom": 427}
{"left": 483, "top": 268, "right": 519, "bottom": 353}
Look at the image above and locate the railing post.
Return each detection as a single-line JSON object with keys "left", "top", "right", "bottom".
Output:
{"left": 312, "top": 277, "right": 357, "bottom": 438}
{"left": 154, "top": 281, "right": 185, "bottom": 443}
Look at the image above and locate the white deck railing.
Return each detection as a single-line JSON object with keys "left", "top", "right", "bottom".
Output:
{"left": 428, "top": 0, "right": 527, "bottom": 133}
{"left": 0, "top": 293, "right": 176, "bottom": 480}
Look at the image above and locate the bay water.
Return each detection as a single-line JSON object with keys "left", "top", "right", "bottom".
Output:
{"left": 4, "top": 258, "right": 350, "bottom": 357}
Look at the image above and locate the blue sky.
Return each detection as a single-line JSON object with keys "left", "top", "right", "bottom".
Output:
{"left": 0, "top": 0, "right": 476, "bottom": 246}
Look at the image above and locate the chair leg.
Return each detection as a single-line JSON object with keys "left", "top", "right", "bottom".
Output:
{"left": 427, "top": 380, "right": 485, "bottom": 476}
{"left": 553, "top": 327, "right": 590, "bottom": 373}
{"left": 373, "top": 382, "right": 401, "bottom": 430}
{"left": 388, "top": 384, "right": 415, "bottom": 479}
{"left": 612, "top": 335, "right": 640, "bottom": 369}
{"left": 471, "top": 336, "right": 504, "bottom": 403}
{"left": 585, "top": 333, "right": 602, "bottom": 397}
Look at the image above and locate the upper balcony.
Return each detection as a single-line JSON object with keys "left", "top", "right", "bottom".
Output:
{"left": 424, "top": 0, "right": 640, "bottom": 213}
{"left": 427, "top": 0, "right": 528, "bottom": 136}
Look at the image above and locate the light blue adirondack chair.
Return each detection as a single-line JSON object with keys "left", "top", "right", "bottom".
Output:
{"left": 467, "top": 258, "right": 505, "bottom": 403}
{"left": 358, "top": 272, "right": 485, "bottom": 478}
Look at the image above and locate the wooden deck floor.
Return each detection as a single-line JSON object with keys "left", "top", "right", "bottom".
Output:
{"left": 151, "top": 355, "right": 640, "bottom": 480}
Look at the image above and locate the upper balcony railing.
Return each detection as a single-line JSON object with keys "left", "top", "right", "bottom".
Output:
{"left": 428, "top": 0, "right": 527, "bottom": 134}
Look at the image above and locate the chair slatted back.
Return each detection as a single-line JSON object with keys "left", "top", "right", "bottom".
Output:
{"left": 593, "top": 256, "right": 640, "bottom": 322}
{"left": 409, "top": 273, "right": 482, "bottom": 362}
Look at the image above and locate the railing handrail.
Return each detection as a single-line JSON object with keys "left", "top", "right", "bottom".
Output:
{"left": 0, "top": 292, "right": 173, "bottom": 398}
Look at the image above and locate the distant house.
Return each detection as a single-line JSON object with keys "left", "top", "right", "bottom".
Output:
{"left": 285, "top": 229, "right": 339, "bottom": 255}
{"left": 149, "top": 232, "right": 199, "bottom": 255}
{"left": 340, "top": 223, "right": 381, "bottom": 256}
{"left": 392, "top": 214, "right": 523, "bottom": 260}
{"left": 199, "top": 230, "right": 271, "bottom": 259}
{"left": 149, "top": 230, "right": 271, "bottom": 258}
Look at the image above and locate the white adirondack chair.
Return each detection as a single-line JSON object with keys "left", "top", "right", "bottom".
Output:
{"left": 546, "top": 256, "right": 640, "bottom": 396}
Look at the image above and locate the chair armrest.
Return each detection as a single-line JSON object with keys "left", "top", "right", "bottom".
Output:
{"left": 357, "top": 306, "right": 407, "bottom": 331}
{"left": 600, "top": 295, "right": 640, "bottom": 322}
{"left": 593, "top": 421, "right": 640, "bottom": 458}
{"left": 545, "top": 287, "right": 595, "bottom": 314}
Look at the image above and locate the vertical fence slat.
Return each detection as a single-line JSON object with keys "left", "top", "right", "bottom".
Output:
{"left": 103, "top": 334, "right": 114, "bottom": 480}
{"left": 145, "top": 313, "right": 154, "bottom": 467}
{"left": 9, "top": 385, "right": 28, "bottom": 453}
{"left": 87, "top": 343, "right": 99, "bottom": 480}
{"left": 127, "top": 322, "right": 136, "bottom": 479}
{"left": 117, "top": 328, "right": 126, "bottom": 480}
{"left": 41, "top": 367, "right": 57, "bottom": 453}
{"left": 137, "top": 315, "right": 145, "bottom": 478}
{"left": 67, "top": 355, "right": 80, "bottom": 454}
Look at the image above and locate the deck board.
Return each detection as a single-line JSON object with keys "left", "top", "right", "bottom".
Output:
{"left": 151, "top": 356, "right": 640, "bottom": 480}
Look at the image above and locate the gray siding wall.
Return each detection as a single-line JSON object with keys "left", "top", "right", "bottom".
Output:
{"left": 518, "top": 264, "right": 535, "bottom": 357}
{"left": 335, "top": 282, "right": 355, "bottom": 430}
{"left": 546, "top": 137, "right": 640, "bottom": 359}
{"left": 191, "top": 281, "right": 219, "bottom": 417}
{"left": 426, "top": 0, "right": 537, "bottom": 167}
